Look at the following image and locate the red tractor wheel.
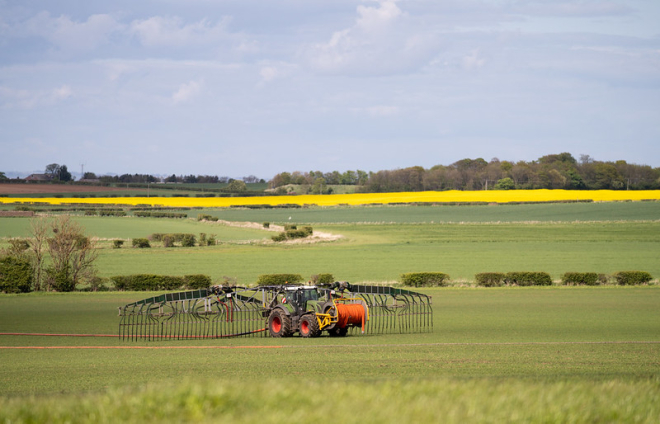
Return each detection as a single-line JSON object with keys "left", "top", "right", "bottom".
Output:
{"left": 299, "top": 314, "right": 321, "bottom": 338}
{"left": 268, "top": 309, "right": 292, "bottom": 337}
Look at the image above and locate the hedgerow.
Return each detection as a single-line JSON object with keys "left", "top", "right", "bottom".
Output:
{"left": 475, "top": 273, "right": 506, "bottom": 287}
{"left": 111, "top": 274, "right": 213, "bottom": 291}
{"left": 613, "top": 271, "right": 653, "bottom": 286}
{"left": 256, "top": 274, "right": 304, "bottom": 286}
{"left": 504, "top": 272, "right": 553, "bottom": 286}
{"left": 560, "top": 272, "right": 601, "bottom": 286}
{"left": 401, "top": 272, "right": 450, "bottom": 287}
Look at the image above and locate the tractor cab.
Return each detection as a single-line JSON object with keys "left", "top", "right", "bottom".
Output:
{"left": 281, "top": 286, "right": 320, "bottom": 312}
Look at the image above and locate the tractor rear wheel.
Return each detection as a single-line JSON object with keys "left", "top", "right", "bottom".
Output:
{"left": 299, "top": 314, "right": 321, "bottom": 338}
{"left": 328, "top": 327, "right": 349, "bottom": 337}
{"left": 268, "top": 309, "right": 293, "bottom": 337}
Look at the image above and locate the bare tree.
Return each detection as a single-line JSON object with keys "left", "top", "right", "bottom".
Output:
{"left": 45, "top": 216, "right": 98, "bottom": 292}
{"left": 29, "top": 218, "right": 49, "bottom": 291}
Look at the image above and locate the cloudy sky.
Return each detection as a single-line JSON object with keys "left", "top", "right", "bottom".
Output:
{"left": 1, "top": 0, "right": 659, "bottom": 179}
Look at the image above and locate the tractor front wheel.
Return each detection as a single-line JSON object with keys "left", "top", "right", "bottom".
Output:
{"left": 299, "top": 314, "right": 321, "bottom": 338}
{"left": 268, "top": 309, "right": 293, "bottom": 337}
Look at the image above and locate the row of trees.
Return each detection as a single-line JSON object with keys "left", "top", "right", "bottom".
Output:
{"left": 269, "top": 153, "right": 660, "bottom": 192}
{"left": 0, "top": 216, "right": 97, "bottom": 292}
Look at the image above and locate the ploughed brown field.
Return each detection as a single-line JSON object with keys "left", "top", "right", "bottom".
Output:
{"left": 0, "top": 183, "right": 134, "bottom": 194}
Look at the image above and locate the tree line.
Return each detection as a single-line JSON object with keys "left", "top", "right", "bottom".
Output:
{"left": 269, "top": 153, "right": 660, "bottom": 193}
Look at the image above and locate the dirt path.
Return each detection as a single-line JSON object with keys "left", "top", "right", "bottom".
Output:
{"left": 212, "top": 220, "right": 343, "bottom": 243}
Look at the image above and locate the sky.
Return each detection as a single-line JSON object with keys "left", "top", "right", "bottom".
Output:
{"left": 1, "top": 0, "right": 659, "bottom": 179}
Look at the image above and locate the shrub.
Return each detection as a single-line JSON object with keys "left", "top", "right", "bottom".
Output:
{"left": 206, "top": 235, "right": 216, "bottom": 246}
{"left": 132, "top": 238, "right": 151, "bottom": 248}
{"left": 401, "top": 272, "right": 450, "bottom": 287}
{"left": 256, "top": 274, "right": 304, "bottom": 286}
{"left": 46, "top": 266, "right": 74, "bottom": 292}
{"left": 197, "top": 214, "right": 218, "bottom": 222}
{"left": 84, "top": 210, "right": 97, "bottom": 216}
{"left": 612, "top": 271, "right": 653, "bottom": 286}
{"left": 112, "top": 240, "right": 124, "bottom": 249}
{"left": 284, "top": 224, "right": 297, "bottom": 231}
{"left": 561, "top": 272, "right": 600, "bottom": 286}
{"left": 184, "top": 274, "right": 212, "bottom": 289}
{"left": 271, "top": 233, "right": 287, "bottom": 242}
{"left": 162, "top": 235, "right": 174, "bottom": 248}
{"left": 475, "top": 272, "right": 506, "bottom": 287}
{"left": 263, "top": 222, "right": 270, "bottom": 229}
{"left": 505, "top": 272, "right": 553, "bottom": 286}
{"left": 110, "top": 274, "right": 186, "bottom": 291}
{"left": 180, "top": 234, "right": 196, "bottom": 247}
{"left": 285, "top": 229, "right": 309, "bottom": 239}
{"left": 302, "top": 226, "right": 313, "bottom": 236}
{"left": 0, "top": 256, "right": 33, "bottom": 293}
{"left": 311, "top": 273, "right": 335, "bottom": 285}
{"left": 199, "top": 233, "right": 207, "bottom": 246}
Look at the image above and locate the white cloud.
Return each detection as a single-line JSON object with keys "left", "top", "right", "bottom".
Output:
{"left": 21, "top": 12, "right": 122, "bottom": 53}
{"left": 302, "top": 0, "right": 441, "bottom": 76}
{"left": 0, "top": 84, "right": 73, "bottom": 109}
{"left": 172, "top": 79, "right": 203, "bottom": 103}
{"left": 130, "top": 16, "right": 231, "bottom": 47}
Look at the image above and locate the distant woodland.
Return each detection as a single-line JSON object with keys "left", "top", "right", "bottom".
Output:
{"left": 269, "top": 153, "right": 660, "bottom": 193}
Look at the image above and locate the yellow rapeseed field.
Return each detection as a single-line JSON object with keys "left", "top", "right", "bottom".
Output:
{"left": 1, "top": 189, "right": 659, "bottom": 208}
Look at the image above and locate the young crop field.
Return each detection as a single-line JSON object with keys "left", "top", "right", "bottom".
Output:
{"left": 1, "top": 200, "right": 659, "bottom": 422}
{"left": 0, "top": 288, "right": 658, "bottom": 422}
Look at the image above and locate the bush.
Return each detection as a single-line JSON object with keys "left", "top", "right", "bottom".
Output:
{"left": 475, "top": 272, "right": 506, "bottom": 287}
{"left": 256, "top": 274, "right": 304, "bottom": 286}
{"left": 162, "top": 235, "right": 174, "bottom": 248}
{"left": 46, "top": 266, "right": 75, "bottom": 292}
{"left": 271, "top": 233, "right": 287, "bottom": 242}
{"left": 197, "top": 214, "right": 218, "bottom": 222}
{"left": 0, "top": 256, "right": 33, "bottom": 293}
{"left": 84, "top": 210, "right": 97, "bottom": 216}
{"left": 561, "top": 272, "right": 600, "bottom": 286}
{"left": 612, "top": 271, "right": 653, "bottom": 286}
{"left": 112, "top": 240, "right": 124, "bottom": 249}
{"left": 199, "top": 233, "right": 207, "bottom": 246}
{"left": 401, "top": 272, "right": 450, "bottom": 287}
{"left": 206, "top": 235, "right": 216, "bottom": 246}
{"left": 263, "top": 222, "right": 270, "bottom": 229}
{"left": 505, "top": 272, "right": 553, "bottom": 286}
{"left": 110, "top": 274, "right": 186, "bottom": 291}
{"left": 132, "top": 238, "right": 151, "bottom": 248}
{"left": 184, "top": 274, "right": 212, "bottom": 289}
{"left": 284, "top": 224, "right": 297, "bottom": 231}
{"left": 180, "top": 234, "right": 196, "bottom": 247}
{"left": 311, "top": 273, "right": 335, "bottom": 285}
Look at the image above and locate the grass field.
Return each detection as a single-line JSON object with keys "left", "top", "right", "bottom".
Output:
{"left": 0, "top": 288, "right": 659, "bottom": 422}
{"left": 1, "top": 201, "right": 659, "bottom": 422}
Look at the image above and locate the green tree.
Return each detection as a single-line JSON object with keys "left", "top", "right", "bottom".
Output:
{"left": 494, "top": 177, "right": 515, "bottom": 190}
{"left": 227, "top": 180, "right": 247, "bottom": 192}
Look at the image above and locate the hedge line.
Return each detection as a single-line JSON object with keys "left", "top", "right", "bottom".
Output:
{"left": 255, "top": 274, "right": 304, "bottom": 286}
{"left": 134, "top": 211, "right": 187, "bottom": 218}
{"left": 474, "top": 271, "right": 654, "bottom": 287}
{"left": 400, "top": 272, "right": 450, "bottom": 287}
{"left": 271, "top": 226, "right": 314, "bottom": 242}
{"left": 111, "top": 274, "right": 212, "bottom": 291}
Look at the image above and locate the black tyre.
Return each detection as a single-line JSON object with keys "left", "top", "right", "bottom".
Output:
{"left": 268, "top": 309, "right": 293, "bottom": 337}
{"left": 299, "top": 314, "right": 321, "bottom": 338}
{"left": 328, "top": 327, "right": 348, "bottom": 337}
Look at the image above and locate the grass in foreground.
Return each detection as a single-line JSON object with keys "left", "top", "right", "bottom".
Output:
{"left": 1, "top": 378, "right": 658, "bottom": 423}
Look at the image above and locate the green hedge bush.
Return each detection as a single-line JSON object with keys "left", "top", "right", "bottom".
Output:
{"left": 256, "top": 274, "right": 304, "bottom": 286}
{"left": 134, "top": 211, "right": 187, "bottom": 218}
{"left": 560, "top": 272, "right": 600, "bottom": 286}
{"left": 401, "top": 272, "right": 450, "bottom": 287}
{"left": 0, "top": 256, "right": 33, "bottom": 293}
{"left": 132, "top": 238, "right": 151, "bottom": 248}
{"left": 475, "top": 272, "right": 506, "bottom": 287}
{"left": 505, "top": 272, "right": 553, "bottom": 286}
{"left": 184, "top": 274, "right": 212, "bottom": 289}
{"left": 111, "top": 274, "right": 200, "bottom": 291}
{"left": 311, "top": 273, "right": 335, "bottom": 285}
{"left": 613, "top": 271, "right": 653, "bottom": 286}
{"left": 197, "top": 214, "right": 218, "bottom": 221}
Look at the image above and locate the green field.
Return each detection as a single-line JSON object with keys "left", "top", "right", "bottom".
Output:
{"left": 1, "top": 202, "right": 659, "bottom": 283}
{"left": 0, "top": 288, "right": 659, "bottom": 422}
{"left": 1, "top": 202, "right": 659, "bottom": 422}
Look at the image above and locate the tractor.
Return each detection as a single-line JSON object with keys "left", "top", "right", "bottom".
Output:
{"left": 118, "top": 282, "right": 432, "bottom": 340}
